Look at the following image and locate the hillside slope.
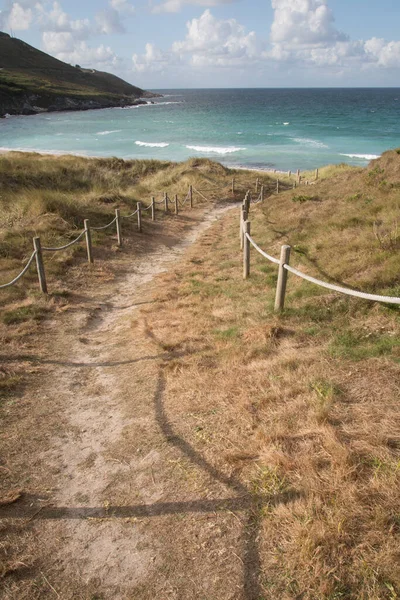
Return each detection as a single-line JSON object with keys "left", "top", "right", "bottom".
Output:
{"left": 0, "top": 32, "right": 155, "bottom": 116}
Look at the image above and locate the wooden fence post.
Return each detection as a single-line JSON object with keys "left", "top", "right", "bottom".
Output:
{"left": 288, "top": 170, "right": 291, "bottom": 177}
{"left": 137, "top": 202, "right": 142, "bottom": 232}
{"left": 275, "top": 245, "right": 291, "bottom": 312}
{"left": 164, "top": 192, "right": 168, "bottom": 213}
{"left": 151, "top": 197, "right": 155, "bottom": 221}
{"left": 240, "top": 205, "right": 247, "bottom": 251}
{"left": 261, "top": 185, "right": 264, "bottom": 202}
{"left": 232, "top": 177, "right": 235, "bottom": 195}
{"left": 175, "top": 194, "right": 179, "bottom": 215}
{"left": 245, "top": 191, "right": 250, "bottom": 213}
{"left": 239, "top": 206, "right": 243, "bottom": 248}
{"left": 296, "top": 169, "right": 300, "bottom": 179}
{"left": 256, "top": 178, "right": 259, "bottom": 193}
{"left": 115, "top": 208, "right": 122, "bottom": 247}
{"left": 276, "top": 179, "right": 280, "bottom": 194}
{"left": 84, "top": 219, "right": 93, "bottom": 264}
{"left": 243, "top": 221, "right": 251, "bottom": 280}
{"left": 315, "top": 168, "right": 319, "bottom": 180}
{"left": 189, "top": 185, "right": 193, "bottom": 208}
{"left": 33, "top": 237, "right": 47, "bottom": 294}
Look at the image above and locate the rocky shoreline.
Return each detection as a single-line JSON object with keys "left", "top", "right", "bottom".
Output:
{"left": 0, "top": 93, "right": 158, "bottom": 118}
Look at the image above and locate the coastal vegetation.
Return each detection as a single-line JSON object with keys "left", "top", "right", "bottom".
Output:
{"left": 1, "top": 149, "right": 399, "bottom": 598}
{"left": 143, "top": 150, "right": 400, "bottom": 599}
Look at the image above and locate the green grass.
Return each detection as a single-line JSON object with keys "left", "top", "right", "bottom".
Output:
{"left": 330, "top": 329, "right": 400, "bottom": 361}
{"left": 1, "top": 304, "right": 48, "bottom": 325}
{"left": 213, "top": 326, "right": 240, "bottom": 340}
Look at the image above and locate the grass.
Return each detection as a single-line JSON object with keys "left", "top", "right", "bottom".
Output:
{"left": 0, "top": 32, "right": 145, "bottom": 111}
{"left": 143, "top": 149, "right": 400, "bottom": 599}
{"left": 1, "top": 148, "right": 399, "bottom": 598}
{"left": 0, "top": 151, "right": 277, "bottom": 315}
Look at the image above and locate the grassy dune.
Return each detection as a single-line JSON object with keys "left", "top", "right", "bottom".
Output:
{"left": 0, "top": 151, "right": 278, "bottom": 310}
{"left": 0, "top": 149, "right": 399, "bottom": 598}
{"left": 144, "top": 150, "right": 400, "bottom": 599}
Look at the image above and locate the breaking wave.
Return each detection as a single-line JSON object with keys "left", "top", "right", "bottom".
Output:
{"left": 135, "top": 141, "right": 169, "bottom": 148}
{"left": 340, "top": 153, "right": 380, "bottom": 160}
{"left": 186, "top": 145, "right": 246, "bottom": 155}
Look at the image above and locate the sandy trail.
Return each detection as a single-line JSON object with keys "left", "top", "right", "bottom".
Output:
{"left": 7, "top": 202, "right": 254, "bottom": 599}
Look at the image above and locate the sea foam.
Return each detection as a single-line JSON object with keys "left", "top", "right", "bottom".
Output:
{"left": 135, "top": 141, "right": 169, "bottom": 148}
{"left": 340, "top": 153, "right": 380, "bottom": 160}
{"left": 186, "top": 145, "right": 246, "bottom": 155}
{"left": 97, "top": 130, "right": 122, "bottom": 135}
{"left": 292, "top": 137, "right": 328, "bottom": 149}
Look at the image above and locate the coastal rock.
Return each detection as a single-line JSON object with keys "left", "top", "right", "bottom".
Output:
{"left": 0, "top": 94, "right": 155, "bottom": 118}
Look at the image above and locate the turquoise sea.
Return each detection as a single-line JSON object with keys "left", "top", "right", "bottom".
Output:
{"left": 1, "top": 88, "right": 400, "bottom": 171}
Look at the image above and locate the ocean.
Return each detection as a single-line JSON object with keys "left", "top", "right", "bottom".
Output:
{"left": 1, "top": 88, "right": 399, "bottom": 171}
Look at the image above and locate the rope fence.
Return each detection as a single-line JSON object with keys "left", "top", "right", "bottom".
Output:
{"left": 240, "top": 198, "right": 400, "bottom": 310}
{"left": 0, "top": 184, "right": 202, "bottom": 294}
{"left": 91, "top": 216, "right": 118, "bottom": 231}
{"left": 0, "top": 250, "right": 37, "bottom": 290}
{"left": 42, "top": 230, "right": 86, "bottom": 251}
{"left": 0, "top": 170, "right": 324, "bottom": 297}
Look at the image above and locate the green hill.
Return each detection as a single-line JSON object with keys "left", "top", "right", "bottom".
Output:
{"left": 0, "top": 32, "right": 155, "bottom": 116}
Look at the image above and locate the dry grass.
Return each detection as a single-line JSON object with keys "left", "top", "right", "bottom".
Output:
{"left": 0, "top": 151, "right": 277, "bottom": 314}
{"left": 142, "top": 151, "right": 400, "bottom": 599}
{"left": 1, "top": 150, "right": 399, "bottom": 598}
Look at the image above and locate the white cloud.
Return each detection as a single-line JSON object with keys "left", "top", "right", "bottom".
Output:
{"left": 268, "top": 0, "right": 400, "bottom": 71}
{"left": 270, "top": 0, "right": 347, "bottom": 46}
{"left": 364, "top": 38, "right": 400, "bottom": 68}
{"left": 5, "top": 2, "right": 33, "bottom": 30}
{"left": 151, "top": 0, "right": 234, "bottom": 15}
{"left": 110, "top": 0, "right": 135, "bottom": 14}
{"left": 37, "top": 1, "right": 91, "bottom": 38}
{"left": 132, "top": 43, "right": 173, "bottom": 72}
{"left": 42, "top": 31, "right": 118, "bottom": 68}
{"left": 172, "top": 10, "right": 264, "bottom": 67}
{"left": 95, "top": 8, "right": 125, "bottom": 34}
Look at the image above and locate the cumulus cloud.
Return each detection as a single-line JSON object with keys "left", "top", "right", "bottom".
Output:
{"left": 268, "top": 0, "right": 400, "bottom": 70}
{"left": 36, "top": 1, "right": 91, "bottom": 38}
{"left": 132, "top": 43, "right": 173, "bottom": 72}
{"left": 95, "top": 8, "right": 125, "bottom": 35}
{"left": 151, "top": 0, "right": 235, "bottom": 15}
{"left": 2, "top": 2, "right": 33, "bottom": 31}
{"left": 110, "top": 0, "right": 135, "bottom": 14}
{"left": 42, "top": 30, "right": 118, "bottom": 68}
{"left": 172, "top": 10, "right": 263, "bottom": 66}
{"left": 270, "top": 0, "right": 347, "bottom": 46}
{"left": 364, "top": 38, "right": 400, "bottom": 68}
{"left": 34, "top": 0, "right": 122, "bottom": 68}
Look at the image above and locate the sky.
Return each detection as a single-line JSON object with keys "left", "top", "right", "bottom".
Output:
{"left": 1, "top": 0, "right": 400, "bottom": 88}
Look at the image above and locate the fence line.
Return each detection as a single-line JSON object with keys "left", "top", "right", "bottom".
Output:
{"left": 0, "top": 170, "right": 319, "bottom": 295}
{"left": 242, "top": 215, "right": 400, "bottom": 309}
{"left": 0, "top": 183, "right": 213, "bottom": 294}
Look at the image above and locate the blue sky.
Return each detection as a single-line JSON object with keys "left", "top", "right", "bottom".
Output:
{"left": 1, "top": 0, "right": 400, "bottom": 88}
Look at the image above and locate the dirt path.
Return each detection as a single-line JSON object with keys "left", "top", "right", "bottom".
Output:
{"left": 1, "top": 203, "right": 261, "bottom": 599}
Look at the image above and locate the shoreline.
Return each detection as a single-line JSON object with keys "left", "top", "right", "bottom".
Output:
{"left": 0, "top": 147, "right": 314, "bottom": 174}
{"left": 0, "top": 147, "right": 373, "bottom": 175}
